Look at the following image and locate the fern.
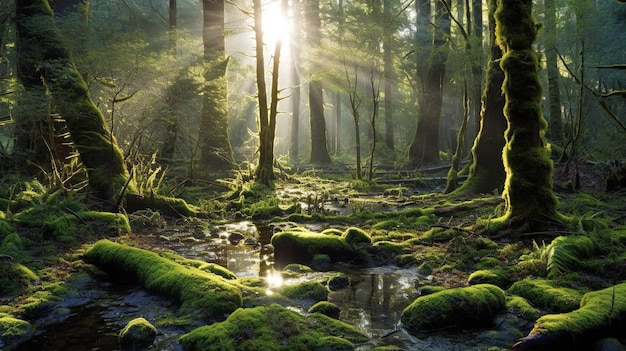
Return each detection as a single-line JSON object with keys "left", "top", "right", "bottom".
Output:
{"left": 544, "top": 235, "right": 596, "bottom": 279}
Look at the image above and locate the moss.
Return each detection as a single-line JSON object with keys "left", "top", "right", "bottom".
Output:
{"left": 544, "top": 235, "right": 596, "bottom": 278}
{"left": 119, "top": 317, "right": 157, "bottom": 348}
{"left": 308, "top": 301, "right": 341, "bottom": 319}
{"left": 342, "top": 227, "right": 372, "bottom": 245}
{"left": 179, "top": 304, "right": 367, "bottom": 351}
{"left": 522, "top": 282, "right": 626, "bottom": 349}
{"left": 0, "top": 316, "right": 33, "bottom": 346}
{"left": 468, "top": 269, "right": 512, "bottom": 289}
{"left": 125, "top": 193, "right": 197, "bottom": 218}
{"left": 281, "top": 263, "right": 313, "bottom": 277}
{"left": 85, "top": 240, "right": 242, "bottom": 320}
{"left": 507, "top": 278, "right": 582, "bottom": 312}
{"left": 270, "top": 228, "right": 360, "bottom": 267}
{"left": 506, "top": 295, "right": 541, "bottom": 320}
{"left": 278, "top": 281, "right": 328, "bottom": 302}
{"left": 327, "top": 272, "right": 350, "bottom": 290}
{"left": 159, "top": 251, "right": 237, "bottom": 280}
{"left": 0, "top": 233, "right": 27, "bottom": 260}
{"left": 0, "top": 262, "right": 39, "bottom": 297}
{"left": 401, "top": 284, "right": 506, "bottom": 333}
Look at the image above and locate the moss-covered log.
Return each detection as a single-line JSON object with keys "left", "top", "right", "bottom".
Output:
{"left": 401, "top": 284, "right": 506, "bottom": 333}
{"left": 489, "top": 0, "right": 561, "bottom": 233}
{"left": 84, "top": 239, "right": 242, "bottom": 320}
{"left": 513, "top": 283, "right": 626, "bottom": 350}
{"left": 15, "top": 0, "right": 130, "bottom": 201}
{"left": 179, "top": 304, "right": 368, "bottom": 351}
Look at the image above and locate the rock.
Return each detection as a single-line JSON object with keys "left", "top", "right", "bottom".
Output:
{"left": 0, "top": 315, "right": 33, "bottom": 349}
{"left": 179, "top": 304, "right": 368, "bottom": 351}
{"left": 593, "top": 338, "right": 626, "bottom": 351}
{"left": 228, "top": 232, "right": 245, "bottom": 245}
{"left": 468, "top": 268, "right": 512, "bottom": 289}
{"left": 327, "top": 272, "right": 350, "bottom": 290}
{"left": 507, "top": 278, "right": 582, "bottom": 313}
{"left": 341, "top": 227, "right": 372, "bottom": 245}
{"left": 119, "top": 317, "right": 157, "bottom": 349}
{"left": 279, "top": 281, "right": 328, "bottom": 302}
{"left": 401, "top": 284, "right": 506, "bottom": 333}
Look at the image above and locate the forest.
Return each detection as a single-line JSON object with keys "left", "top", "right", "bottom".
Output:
{"left": 0, "top": 0, "right": 625, "bottom": 350}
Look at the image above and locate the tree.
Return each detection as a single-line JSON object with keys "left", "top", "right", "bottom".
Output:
{"left": 15, "top": 0, "right": 129, "bottom": 202}
{"left": 544, "top": 0, "right": 564, "bottom": 144}
{"left": 408, "top": 0, "right": 451, "bottom": 166}
{"left": 451, "top": 0, "right": 506, "bottom": 195}
{"left": 491, "top": 0, "right": 560, "bottom": 232}
{"left": 199, "top": 0, "right": 235, "bottom": 172}
{"left": 382, "top": 0, "right": 395, "bottom": 156}
{"left": 304, "top": 0, "right": 332, "bottom": 164}
{"left": 289, "top": 0, "right": 302, "bottom": 163}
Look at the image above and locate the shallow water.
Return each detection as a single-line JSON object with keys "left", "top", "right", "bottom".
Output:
{"left": 16, "top": 221, "right": 498, "bottom": 350}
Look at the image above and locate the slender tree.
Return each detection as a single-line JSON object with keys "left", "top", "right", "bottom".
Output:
{"left": 199, "top": 0, "right": 235, "bottom": 172}
{"left": 544, "top": 0, "right": 564, "bottom": 144}
{"left": 289, "top": 0, "right": 302, "bottom": 163}
{"left": 382, "top": 0, "right": 395, "bottom": 156}
{"left": 304, "top": 0, "right": 332, "bottom": 164}
{"left": 492, "top": 0, "right": 560, "bottom": 232}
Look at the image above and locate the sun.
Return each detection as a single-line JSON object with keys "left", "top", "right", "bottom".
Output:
{"left": 262, "top": 0, "right": 290, "bottom": 48}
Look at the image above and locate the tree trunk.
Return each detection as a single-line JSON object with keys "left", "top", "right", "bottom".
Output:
{"left": 408, "top": 0, "right": 450, "bottom": 167}
{"left": 452, "top": 0, "right": 506, "bottom": 195}
{"left": 16, "top": 0, "right": 130, "bottom": 202}
{"left": 169, "top": 0, "right": 177, "bottom": 52}
{"left": 305, "top": 0, "right": 332, "bottom": 164}
{"left": 382, "top": 0, "right": 395, "bottom": 156}
{"left": 199, "top": 0, "right": 234, "bottom": 172}
{"left": 493, "top": 0, "right": 559, "bottom": 232}
{"left": 544, "top": 0, "right": 564, "bottom": 144}
{"left": 471, "top": 0, "right": 483, "bottom": 137}
{"left": 289, "top": 0, "right": 302, "bottom": 164}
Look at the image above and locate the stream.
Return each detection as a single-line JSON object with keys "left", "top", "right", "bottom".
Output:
{"left": 15, "top": 221, "right": 501, "bottom": 351}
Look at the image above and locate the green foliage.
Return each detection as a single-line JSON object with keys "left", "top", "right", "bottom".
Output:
{"left": 0, "top": 262, "right": 39, "bottom": 297}
{"left": 179, "top": 304, "right": 367, "bottom": 351}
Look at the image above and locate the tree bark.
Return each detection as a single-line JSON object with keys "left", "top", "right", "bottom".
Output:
{"left": 451, "top": 0, "right": 506, "bottom": 195}
{"left": 544, "top": 0, "right": 564, "bottom": 144}
{"left": 305, "top": 0, "right": 332, "bottom": 164}
{"left": 199, "top": 0, "right": 234, "bottom": 172}
{"left": 382, "top": 0, "right": 395, "bottom": 156}
{"left": 289, "top": 0, "right": 302, "bottom": 163}
{"left": 15, "top": 0, "right": 130, "bottom": 202}
{"left": 408, "top": 0, "right": 450, "bottom": 167}
{"left": 493, "top": 0, "right": 559, "bottom": 232}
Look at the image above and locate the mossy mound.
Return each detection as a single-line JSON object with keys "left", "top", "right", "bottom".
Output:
{"left": 179, "top": 304, "right": 368, "bottom": 351}
{"left": 0, "top": 262, "right": 39, "bottom": 297}
{"left": 271, "top": 227, "right": 367, "bottom": 267}
{"left": 342, "top": 227, "right": 372, "bottom": 245}
{"left": 119, "top": 317, "right": 157, "bottom": 348}
{"left": 507, "top": 278, "right": 582, "bottom": 313}
{"left": 84, "top": 240, "right": 242, "bottom": 320}
{"left": 281, "top": 263, "right": 313, "bottom": 277}
{"left": 401, "top": 284, "right": 506, "bottom": 333}
{"left": 468, "top": 268, "right": 512, "bottom": 289}
{"left": 308, "top": 301, "right": 341, "bottom": 319}
{"left": 278, "top": 281, "right": 328, "bottom": 302}
{"left": 514, "top": 282, "right": 626, "bottom": 350}
{"left": 0, "top": 315, "right": 33, "bottom": 348}
{"left": 506, "top": 295, "right": 541, "bottom": 321}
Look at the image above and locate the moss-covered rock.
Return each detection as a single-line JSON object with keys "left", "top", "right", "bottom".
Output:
{"left": 179, "top": 304, "right": 368, "bottom": 351}
{"left": 0, "top": 262, "right": 39, "bottom": 297}
{"left": 84, "top": 240, "right": 241, "bottom": 320}
{"left": 401, "top": 284, "right": 506, "bottom": 333}
{"left": 0, "top": 315, "right": 33, "bottom": 348}
{"left": 119, "top": 317, "right": 157, "bottom": 348}
{"left": 513, "top": 282, "right": 626, "bottom": 350}
{"left": 278, "top": 281, "right": 328, "bottom": 302}
{"left": 327, "top": 272, "right": 350, "bottom": 290}
{"left": 308, "top": 301, "right": 341, "bottom": 319}
{"left": 506, "top": 295, "right": 541, "bottom": 321}
{"left": 468, "top": 268, "right": 512, "bottom": 289}
{"left": 281, "top": 263, "right": 313, "bottom": 277}
{"left": 342, "top": 227, "right": 372, "bottom": 245}
{"left": 271, "top": 228, "right": 362, "bottom": 267}
{"left": 507, "top": 278, "right": 582, "bottom": 313}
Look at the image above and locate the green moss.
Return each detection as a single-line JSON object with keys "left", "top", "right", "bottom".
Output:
{"left": 279, "top": 281, "right": 328, "bottom": 302}
{"left": 281, "top": 263, "right": 313, "bottom": 277}
{"left": 506, "top": 295, "right": 540, "bottom": 320}
{"left": 308, "top": 301, "right": 341, "bottom": 319}
{"left": 524, "top": 282, "right": 626, "bottom": 348}
{"left": 270, "top": 228, "right": 360, "bottom": 267}
{"left": 468, "top": 269, "right": 512, "bottom": 289}
{"left": 507, "top": 278, "right": 582, "bottom": 312}
{"left": 0, "top": 316, "right": 33, "bottom": 345}
{"left": 0, "top": 233, "right": 26, "bottom": 260}
{"left": 159, "top": 251, "right": 237, "bottom": 280}
{"left": 401, "top": 284, "right": 506, "bottom": 333}
{"left": 85, "top": 240, "right": 242, "bottom": 320}
{"left": 179, "top": 304, "right": 367, "bottom": 351}
{"left": 342, "top": 227, "right": 372, "bottom": 245}
{"left": 327, "top": 272, "right": 350, "bottom": 290}
{"left": 119, "top": 317, "right": 157, "bottom": 347}
{"left": 0, "top": 262, "right": 39, "bottom": 297}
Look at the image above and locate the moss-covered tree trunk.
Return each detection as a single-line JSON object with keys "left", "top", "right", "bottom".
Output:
{"left": 494, "top": 0, "right": 559, "bottom": 231}
{"left": 305, "top": 0, "right": 332, "bottom": 165}
{"left": 544, "top": 0, "right": 564, "bottom": 144}
{"left": 199, "top": 0, "right": 234, "bottom": 172}
{"left": 16, "top": 0, "right": 130, "bottom": 202}
{"left": 451, "top": 0, "right": 506, "bottom": 195}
